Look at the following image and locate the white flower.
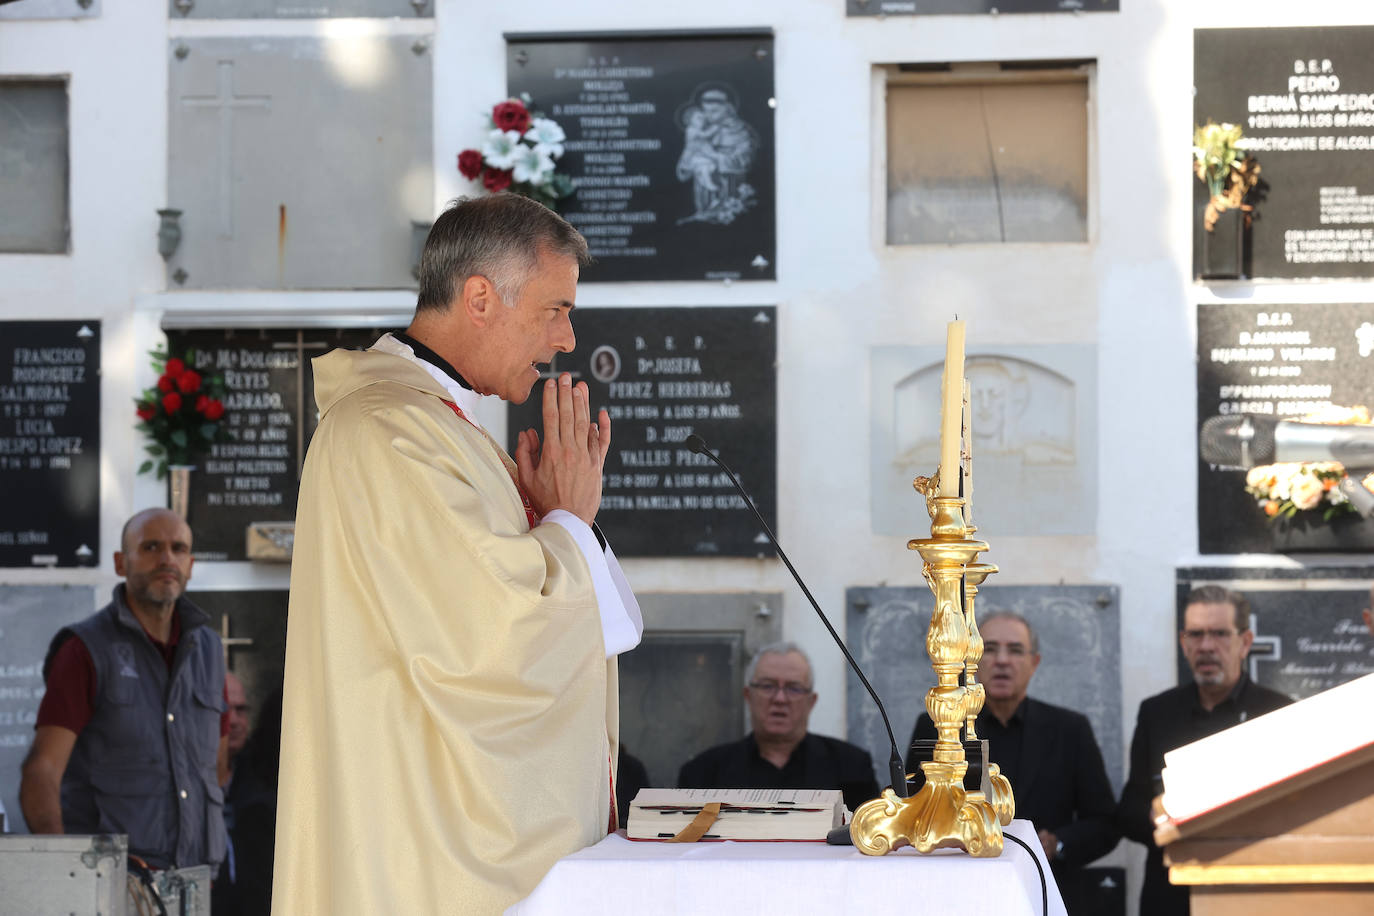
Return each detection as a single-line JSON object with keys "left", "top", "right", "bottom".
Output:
{"left": 481, "top": 129, "right": 522, "bottom": 169}
{"left": 524, "top": 117, "right": 566, "bottom": 159}
{"left": 511, "top": 144, "right": 555, "bottom": 185}
{"left": 1290, "top": 472, "right": 1324, "bottom": 511}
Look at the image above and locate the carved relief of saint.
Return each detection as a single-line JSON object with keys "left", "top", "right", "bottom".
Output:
{"left": 675, "top": 86, "right": 759, "bottom": 225}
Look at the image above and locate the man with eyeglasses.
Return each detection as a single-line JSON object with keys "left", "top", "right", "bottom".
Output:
{"left": 1116, "top": 584, "right": 1292, "bottom": 916}
{"left": 905, "top": 611, "right": 1118, "bottom": 915}
{"left": 677, "top": 643, "right": 880, "bottom": 812}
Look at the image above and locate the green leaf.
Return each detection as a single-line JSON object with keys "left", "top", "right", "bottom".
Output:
{"left": 170, "top": 429, "right": 188, "bottom": 448}
{"left": 200, "top": 423, "right": 218, "bottom": 441}
{"left": 146, "top": 444, "right": 165, "bottom": 456}
{"left": 138, "top": 460, "right": 154, "bottom": 475}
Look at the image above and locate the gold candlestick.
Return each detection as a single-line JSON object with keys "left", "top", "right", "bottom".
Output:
{"left": 850, "top": 490, "right": 1008, "bottom": 857}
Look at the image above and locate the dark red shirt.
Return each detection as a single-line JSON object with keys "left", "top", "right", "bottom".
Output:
{"left": 36, "top": 613, "right": 230, "bottom": 737}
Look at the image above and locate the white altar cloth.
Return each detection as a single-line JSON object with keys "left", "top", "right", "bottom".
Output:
{"left": 508, "top": 817, "right": 1067, "bottom": 916}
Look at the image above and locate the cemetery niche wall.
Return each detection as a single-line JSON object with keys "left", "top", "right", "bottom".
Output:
{"left": 846, "top": 0, "right": 1116, "bottom": 15}
{"left": 1194, "top": 26, "right": 1374, "bottom": 281}
{"left": 0, "top": 322, "right": 100, "bottom": 569}
{"left": 506, "top": 29, "right": 775, "bottom": 283}
{"left": 505, "top": 306, "right": 776, "bottom": 557}
{"left": 1196, "top": 302, "right": 1374, "bottom": 554}
{"left": 165, "top": 327, "right": 393, "bottom": 562}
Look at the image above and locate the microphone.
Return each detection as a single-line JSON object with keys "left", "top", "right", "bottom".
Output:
{"left": 1201, "top": 414, "right": 1374, "bottom": 468}
{"left": 684, "top": 434, "right": 911, "bottom": 800}
{"left": 1200, "top": 415, "right": 1374, "bottom": 517}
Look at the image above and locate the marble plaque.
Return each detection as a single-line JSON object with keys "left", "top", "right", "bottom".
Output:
{"left": 846, "top": 584, "right": 1123, "bottom": 795}
{"left": 871, "top": 345, "right": 1096, "bottom": 537}
{"left": 0, "top": 585, "right": 96, "bottom": 832}
{"left": 507, "top": 31, "right": 776, "bottom": 282}
{"left": 0, "top": 0, "right": 99, "bottom": 20}
{"left": 846, "top": 0, "right": 1114, "bottom": 15}
{"left": 1177, "top": 567, "right": 1374, "bottom": 699}
{"left": 0, "top": 81, "right": 69, "bottom": 253}
{"left": 167, "top": 36, "right": 432, "bottom": 289}
{"left": 170, "top": 0, "right": 429, "bottom": 17}
{"left": 620, "top": 591, "right": 781, "bottom": 792}
{"left": 1194, "top": 27, "right": 1374, "bottom": 280}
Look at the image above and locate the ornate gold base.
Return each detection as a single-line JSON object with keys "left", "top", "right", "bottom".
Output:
{"left": 851, "top": 762, "right": 1005, "bottom": 857}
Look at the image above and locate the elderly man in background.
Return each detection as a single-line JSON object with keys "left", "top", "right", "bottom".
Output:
{"left": 1117, "top": 585, "right": 1292, "bottom": 916}
{"left": 678, "top": 642, "right": 879, "bottom": 812}
{"left": 906, "top": 611, "right": 1118, "bottom": 914}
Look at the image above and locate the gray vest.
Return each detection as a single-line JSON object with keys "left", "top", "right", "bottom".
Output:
{"left": 57, "top": 586, "right": 227, "bottom": 869}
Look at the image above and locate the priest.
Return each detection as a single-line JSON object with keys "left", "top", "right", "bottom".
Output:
{"left": 273, "top": 194, "right": 642, "bottom": 915}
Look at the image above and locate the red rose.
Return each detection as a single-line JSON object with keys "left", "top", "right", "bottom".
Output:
{"left": 176, "top": 369, "right": 202, "bottom": 394}
{"left": 195, "top": 394, "right": 209, "bottom": 413}
{"left": 136, "top": 404, "right": 156, "bottom": 422}
{"left": 157, "top": 373, "right": 174, "bottom": 393}
{"left": 162, "top": 392, "right": 182, "bottom": 413}
{"left": 492, "top": 99, "right": 531, "bottom": 134}
{"left": 204, "top": 399, "right": 225, "bottom": 421}
{"left": 165, "top": 357, "right": 186, "bottom": 378}
{"left": 483, "top": 168, "right": 513, "bottom": 193}
{"left": 457, "top": 149, "right": 484, "bottom": 180}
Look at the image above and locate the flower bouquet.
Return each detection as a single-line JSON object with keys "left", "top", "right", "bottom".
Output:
{"left": 1193, "top": 120, "right": 1262, "bottom": 232}
{"left": 134, "top": 348, "right": 228, "bottom": 478}
{"left": 457, "top": 94, "right": 573, "bottom": 210}
{"left": 1243, "top": 405, "right": 1374, "bottom": 521}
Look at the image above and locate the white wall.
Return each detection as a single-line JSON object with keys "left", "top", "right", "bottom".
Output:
{"left": 4, "top": 0, "right": 1374, "bottom": 908}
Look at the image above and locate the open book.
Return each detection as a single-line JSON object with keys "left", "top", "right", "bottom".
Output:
{"left": 626, "top": 788, "right": 846, "bottom": 842}
{"left": 1157, "top": 671, "right": 1374, "bottom": 830}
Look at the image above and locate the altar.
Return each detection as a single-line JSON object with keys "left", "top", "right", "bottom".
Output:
{"left": 508, "top": 818, "right": 1066, "bottom": 916}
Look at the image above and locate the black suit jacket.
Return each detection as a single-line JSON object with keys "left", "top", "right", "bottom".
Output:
{"left": 1116, "top": 677, "right": 1292, "bottom": 916}
{"left": 907, "top": 697, "right": 1120, "bottom": 869}
{"left": 677, "top": 732, "right": 880, "bottom": 813}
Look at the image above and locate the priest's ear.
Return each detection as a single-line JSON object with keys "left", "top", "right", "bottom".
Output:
{"left": 460, "top": 274, "right": 502, "bottom": 327}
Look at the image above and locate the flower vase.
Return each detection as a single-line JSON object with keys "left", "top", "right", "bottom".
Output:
{"left": 1271, "top": 512, "right": 1374, "bottom": 552}
{"left": 168, "top": 464, "right": 194, "bottom": 520}
{"left": 1200, "top": 206, "right": 1245, "bottom": 280}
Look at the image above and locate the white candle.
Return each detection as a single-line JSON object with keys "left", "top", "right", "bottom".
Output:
{"left": 963, "top": 377, "right": 973, "bottom": 520}
{"left": 938, "top": 320, "right": 965, "bottom": 498}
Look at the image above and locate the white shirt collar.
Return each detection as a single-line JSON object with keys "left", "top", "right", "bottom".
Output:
{"left": 370, "top": 332, "right": 486, "bottom": 429}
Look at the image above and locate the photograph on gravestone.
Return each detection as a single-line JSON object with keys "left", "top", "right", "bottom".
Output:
{"left": 167, "top": 35, "right": 432, "bottom": 289}
{"left": 0, "top": 79, "right": 69, "bottom": 254}
{"left": 845, "top": 584, "right": 1124, "bottom": 795}
{"left": 185, "top": 590, "right": 288, "bottom": 736}
{"left": 1194, "top": 26, "right": 1374, "bottom": 281}
{"left": 0, "top": 322, "right": 100, "bottom": 569}
{"left": 1176, "top": 568, "right": 1374, "bottom": 700}
{"left": 166, "top": 327, "right": 393, "bottom": 562}
{"left": 169, "top": 0, "right": 430, "bottom": 19}
{"left": 1196, "top": 302, "right": 1374, "bottom": 554}
{"left": 845, "top": 0, "right": 1117, "bottom": 17}
{"left": 504, "top": 306, "right": 776, "bottom": 557}
{"left": 0, "top": 0, "right": 100, "bottom": 21}
{"left": 506, "top": 30, "right": 775, "bottom": 283}
{"left": 871, "top": 344, "right": 1097, "bottom": 538}
{"left": 0, "top": 585, "right": 96, "bottom": 832}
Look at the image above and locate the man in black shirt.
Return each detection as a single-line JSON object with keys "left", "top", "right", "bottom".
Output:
{"left": 1117, "top": 585, "right": 1292, "bottom": 916}
{"left": 677, "top": 643, "right": 879, "bottom": 813}
{"left": 907, "top": 612, "right": 1119, "bottom": 914}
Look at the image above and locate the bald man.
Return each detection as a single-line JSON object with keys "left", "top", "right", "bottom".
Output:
{"left": 20, "top": 508, "right": 228, "bottom": 871}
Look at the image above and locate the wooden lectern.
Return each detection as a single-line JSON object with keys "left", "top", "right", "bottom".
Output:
{"left": 1151, "top": 674, "right": 1374, "bottom": 916}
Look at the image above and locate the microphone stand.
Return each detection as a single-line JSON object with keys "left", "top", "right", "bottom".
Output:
{"left": 685, "top": 435, "right": 911, "bottom": 799}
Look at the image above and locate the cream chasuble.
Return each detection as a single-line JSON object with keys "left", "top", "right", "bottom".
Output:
{"left": 273, "top": 346, "right": 633, "bottom": 915}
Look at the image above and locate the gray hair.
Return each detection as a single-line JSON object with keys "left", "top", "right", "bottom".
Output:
{"left": 1185, "top": 584, "right": 1251, "bottom": 632}
{"left": 979, "top": 610, "right": 1039, "bottom": 655}
{"left": 414, "top": 194, "right": 589, "bottom": 314}
{"left": 745, "top": 641, "right": 813, "bottom": 688}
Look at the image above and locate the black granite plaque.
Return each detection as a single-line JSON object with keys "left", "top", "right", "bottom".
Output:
{"left": 1194, "top": 27, "right": 1374, "bottom": 280}
{"left": 167, "top": 328, "right": 389, "bottom": 561}
{"left": 186, "top": 589, "right": 288, "bottom": 724}
{"left": 845, "top": 0, "right": 1116, "bottom": 14}
{"left": 0, "top": 322, "right": 100, "bottom": 568}
{"left": 1176, "top": 567, "right": 1374, "bottom": 700}
{"left": 1197, "top": 302, "right": 1374, "bottom": 554}
{"left": 505, "top": 306, "right": 776, "bottom": 557}
{"left": 506, "top": 30, "right": 775, "bottom": 283}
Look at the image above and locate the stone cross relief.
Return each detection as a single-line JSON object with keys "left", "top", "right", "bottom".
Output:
{"left": 180, "top": 60, "right": 270, "bottom": 238}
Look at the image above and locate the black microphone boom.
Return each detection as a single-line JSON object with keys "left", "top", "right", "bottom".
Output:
{"left": 684, "top": 434, "right": 911, "bottom": 798}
